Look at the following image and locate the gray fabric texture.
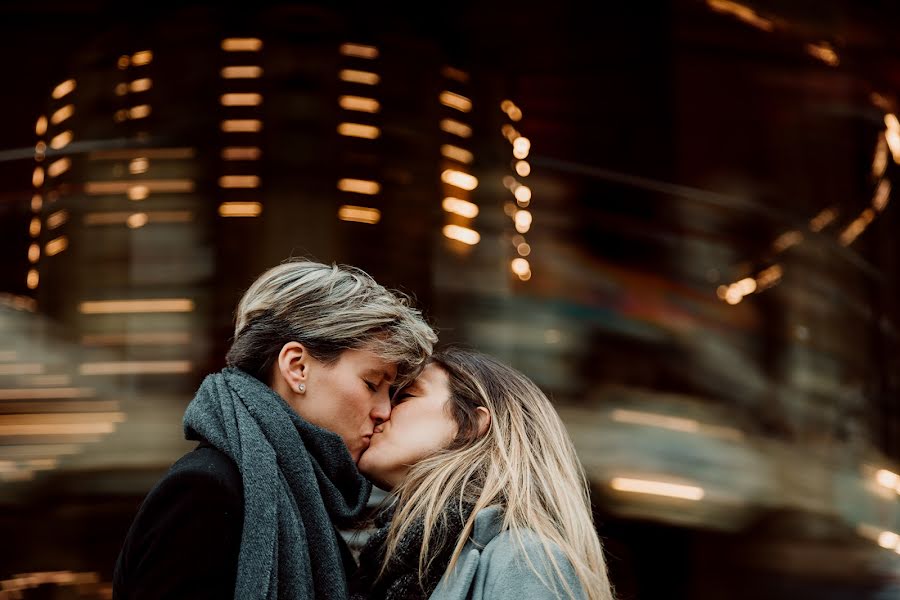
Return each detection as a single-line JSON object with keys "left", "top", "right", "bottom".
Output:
{"left": 429, "top": 506, "right": 586, "bottom": 600}
{"left": 183, "top": 367, "right": 372, "bottom": 600}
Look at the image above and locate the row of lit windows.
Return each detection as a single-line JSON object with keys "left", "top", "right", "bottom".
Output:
{"left": 439, "top": 67, "right": 478, "bottom": 247}
{"left": 219, "top": 38, "right": 264, "bottom": 218}
{"left": 114, "top": 50, "right": 153, "bottom": 123}
{"left": 27, "top": 77, "right": 79, "bottom": 289}
{"left": 501, "top": 100, "right": 532, "bottom": 281}
{"left": 336, "top": 43, "right": 382, "bottom": 224}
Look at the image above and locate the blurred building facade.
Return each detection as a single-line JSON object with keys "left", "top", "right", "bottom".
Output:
{"left": 2, "top": 1, "right": 900, "bottom": 598}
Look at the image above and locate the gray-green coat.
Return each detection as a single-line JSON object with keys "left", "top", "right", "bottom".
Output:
{"left": 430, "top": 507, "right": 586, "bottom": 600}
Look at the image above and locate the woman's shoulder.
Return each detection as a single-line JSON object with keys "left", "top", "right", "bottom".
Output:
{"left": 436, "top": 508, "right": 584, "bottom": 600}
{"left": 145, "top": 444, "right": 243, "bottom": 511}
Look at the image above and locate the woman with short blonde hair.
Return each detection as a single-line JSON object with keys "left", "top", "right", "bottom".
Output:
{"left": 115, "top": 259, "right": 437, "bottom": 600}
{"left": 353, "top": 348, "right": 615, "bottom": 600}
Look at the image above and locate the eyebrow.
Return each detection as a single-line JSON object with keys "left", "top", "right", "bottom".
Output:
{"left": 363, "top": 368, "right": 396, "bottom": 384}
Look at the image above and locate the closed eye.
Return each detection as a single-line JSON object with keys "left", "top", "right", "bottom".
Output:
{"left": 364, "top": 380, "right": 378, "bottom": 393}
{"left": 392, "top": 392, "right": 412, "bottom": 405}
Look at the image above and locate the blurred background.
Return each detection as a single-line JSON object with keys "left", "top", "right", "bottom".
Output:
{"left": 1, "top": 0, "right": 900, "bottom": 597}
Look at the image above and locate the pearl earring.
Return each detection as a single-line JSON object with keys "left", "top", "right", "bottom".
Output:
{"left": 297, "top": 383, "right": 306, "bottom": 394}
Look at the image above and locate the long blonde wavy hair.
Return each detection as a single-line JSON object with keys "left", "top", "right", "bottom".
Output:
{"left": 380, "top": 348, "right": 614, "bottom": 600}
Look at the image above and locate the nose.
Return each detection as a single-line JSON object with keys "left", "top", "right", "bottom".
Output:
{"left": 371, "top": 389, "right": 391, "bottom": 424}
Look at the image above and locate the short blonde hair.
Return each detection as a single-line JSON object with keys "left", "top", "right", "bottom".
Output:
{"left": 226, "top": 259, "right": 437, "bottom": 385}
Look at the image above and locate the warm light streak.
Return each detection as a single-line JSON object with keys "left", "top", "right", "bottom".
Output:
{"left": 129, "top": 157, "right": 149, "bottom": 174}
{"left": 79, "top": 361, "right": 192, "bottom": 375}
{"left": 339, "top": 69, "right": 380, "bottom": 85}
{"left": 47, "top": 157, "right": 71, "bottom": 178}
{"left": 78, "top": 298, "right": 194, "bottom": 314}
{"left": 339, "top": 43, "right": 379, "bottom": 59}
{"left": 221, "top": 119, "right": 263, "bottom": 132}
{"left": 440, "top": 144, "right": 473, "bottom": 164}
{"left": 128, "top": 185, "right": 149, "bottom": 200}
{"left": 755, "top": 264, "right": 783, "bottom": 290}
{"left": 126, "top": 212, "right": 148, "bottom": 229}
{"left": 218, "top": 202, "right": 262, "bottom": 217}
{"left": 337, "top": 178, "right": 380, "bottom": 195}
{"left": 611, "top": 477, "right": 705, "bottom": 501}
{"left": 873, "top": 135, "right": 888, "bottom": 178}
{"left": 218, "top": 175, "right": 261, "bottom": 188}
{"left": 439, "top": 91, "right": 472, "bottom": 112}
{"left": 501, "top": 100, "right": 522, "bottom": 121}
{"left": 338, "top": 96, "right": 380, "bottom": 113}
{"left": 129, "top": 78, "right": 152, "bottom": 93}
{"left": 85, "top": 179, "right": 194, "bottom": 195}
{"left": 0, "top": 387, "right": 94, "bottom": 400}
{"left": 877, "top": 469, "right": 899, "bottom": 489}
{"left": 0, "top": 363, "right": 44, "bottom": 376}
{"left": 809, "top": 207, "right": 837, "bottom": 232}
{"left": 772, "top": 230, "right": 802, "bottom": 252}
{"left": 51, "top": 79, "right": 76, "bottom": 99}
{"left": 220, "top": 93, "right": 263, "bottom": 106}
{"left": 337, "top": 205, "right": 381, "bottom": 224}
{"left": 128, "top": 104, "right": 152, "bottom": 119}
{"left": 131, "top": 50, "right": 153, "bottom": 66}
{"left": 440, "top": 119, "right": 472, "bottom": 138}
{"left": 441, "top": 169, "right": 478, "bottom": 190}
{"left": 337, "top": 122, "right": 380, "bottom": 139}
{"left": 805, "top": 42, "right": 839, "bottom": 67}
{"left": 46, "top": 210, "right": 68, "bottom": 230}
{"left": 873, "top": 179, "right": 891, "bottom": 212}
{"left": 50, "top": 130, "right": 73, "bottom": 150}
{"left": 222, "top": 147, "right": 262, "bottom": 160}
{"left": 442, "top": 197, "right": 479, "bottom": 218}
{"left": 44, "top": 236, "right": 69, "bottom": 256}
{"left": 221, "top": 65, "right": 263, "bottom": 79}
{"left": 221, "top": 38, "right": 262, "bottom": 52}
{"left": 706, "top": 0, "right": 774, "bottom": 32}
{"left": 878, "top": 531, "right": 900, "bottom": 549}
{"left": 442, "top": 224, "right": 480, "bottom": 245}
{"left": 50, "top": 104, "right": 74, "bottom": 125}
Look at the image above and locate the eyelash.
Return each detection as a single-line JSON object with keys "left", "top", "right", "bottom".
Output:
{"left": 392, "top": 392, "right": 411, "bottom": 405}
{"left": 365, "top": 380, "right": 378, "bottom": 392}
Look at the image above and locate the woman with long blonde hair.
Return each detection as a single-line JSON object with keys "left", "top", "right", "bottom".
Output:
{"left": 352, "top": 348, "right": 615, "bottom": 600}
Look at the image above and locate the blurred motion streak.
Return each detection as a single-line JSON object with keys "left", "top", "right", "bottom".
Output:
{"left": 610, "top": 477, "right": 706, "bottom": 501}
{"left": 337, "top": 205, "right": 381, "bottom": 224}
{"left": 78, "top": 299, "right": 194, "bottom": 314}
{"left": 78, "top": 361, "right": 192, "bottom": 375}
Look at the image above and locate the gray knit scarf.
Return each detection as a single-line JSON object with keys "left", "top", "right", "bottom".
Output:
{"left": 183, "top": 367, "right": 372, "bottom": 600}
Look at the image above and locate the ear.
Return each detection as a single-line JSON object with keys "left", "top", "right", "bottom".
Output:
{"left": 475, "top": 406, "right": 491, "bottom": 437}
{"left": 274, "top": 341, "right": 310, "bottom": 394}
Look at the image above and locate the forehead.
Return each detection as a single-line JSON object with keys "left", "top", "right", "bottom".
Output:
{"left": 408, "top": 363, "right": 448, "bottom": 391}
{"left": 340, "top": 348, "right": 398, "bottom": 380}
